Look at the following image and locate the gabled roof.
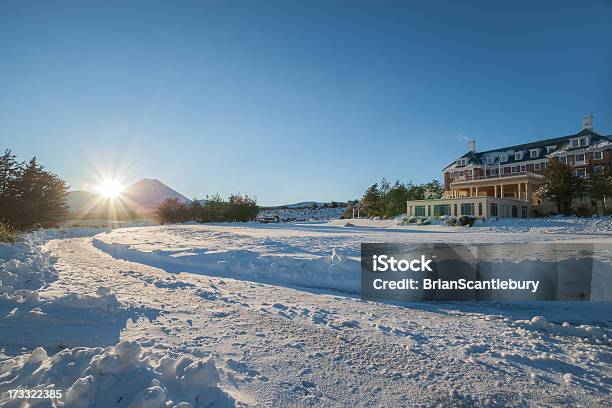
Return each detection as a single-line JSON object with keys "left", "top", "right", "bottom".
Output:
{"left": 443, "top": 129, "right": 611, "bottom": 171}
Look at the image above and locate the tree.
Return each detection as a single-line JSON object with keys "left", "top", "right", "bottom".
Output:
{"left": 423, "top": 180, "right": 444, "bottom": 199}
{"left": 585, "top": 164, "right": 612, "bottom": 215}
{"left": 360, "top": 183, "right": 381, "bottom": 217}
{"left": 538, "top": 157, "right": 579, "bottom": 215}
{"left": 0, "top": 150, "right": 21, "bottom": 224}
{"left": 384, "top": 180, "right": 410, "bottom": 218}
{"left": 155, "top": 198, "right": 188, "bottom": 224}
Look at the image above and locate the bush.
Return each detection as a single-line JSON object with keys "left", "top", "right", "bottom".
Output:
{"left": 457, "top": 216, "right": 476, "bottom": 227}
{"left": 443, "top": 216, "right": 457, "bottom": 226}
{"left": 155, "top": 193, "right": 259, "bottom": 224}
{"left": 417, "top": 216, "right": 430, "bottom": 225}
{"left": 0, "top": 223, "right": 17, "bottom": 243}
{"left": 575, "top": 206, "right": 595, "bottom": 218}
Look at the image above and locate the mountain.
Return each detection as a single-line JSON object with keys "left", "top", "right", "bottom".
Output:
{"left": 67, "top": 178, "right": 190, "bottom": 218}
{"left": 67, "top": 190, "right": 99, "bottom": 214}
{"left": 122, "top": 178, "right": 190, "bottom": 213}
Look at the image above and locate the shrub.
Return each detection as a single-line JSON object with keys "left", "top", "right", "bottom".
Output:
{"left": 444, "top": 216, "right": 457, "bottom": 226}
{"left": 575, "top": 206, "right": 595, "bottom": 218}
{"left": 457, "top": 216, "right": 476, "bottom": 227}
{"left": 0, "top": 223, "right": 17, "bottom": 243}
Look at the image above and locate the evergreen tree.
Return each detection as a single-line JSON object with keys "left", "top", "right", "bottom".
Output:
{"left": 384, "top": 180, "right": 410, "bottom": 218}
{"left": 585, "top": 164, "right": 612, "bottom": 215}
{"left": 538, "top": 157, "right": 579, "bottom": 215}
{"left": 423, "top": 180, "right": 444, "bottom": 199}
{"left": 360, "top": 183, "right": 381, "bottom": 217}
{"left": 0, "top": 150, "right": 21, "bottom": 224}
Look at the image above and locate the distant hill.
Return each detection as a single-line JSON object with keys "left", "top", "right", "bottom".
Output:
{"left": 67, "top": 178, "right": 190, "bottom": 219}
{"left": 261, "top": 201, "right": 346, "bottom": 210}
{"left": 122, "top": 178, "right": 190, "bottom": 213}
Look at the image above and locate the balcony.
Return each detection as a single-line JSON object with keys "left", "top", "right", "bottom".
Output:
{"left": 449, "top": 171, "right": 543, "bottom": 189}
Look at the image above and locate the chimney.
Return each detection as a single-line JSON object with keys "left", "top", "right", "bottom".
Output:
{"left": 582, "top": 114, "right": 593, "bottom": 130}
{"left": 468, "top": 140, "right": 476, "bottom": 152}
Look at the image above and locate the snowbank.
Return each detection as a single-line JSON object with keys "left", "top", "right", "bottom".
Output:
{"left": 94, "top": 238, "right": 361, "bottom": 294}
{"left": 258, "top": 206, "right": 345, "bottom": 222}
{"left": 0, "top": 227, "right": 107, "bottom": 299}
{"left": 0, "top": 341, "right": 234, "bottom": 408}
{"left": 475, "top": 216, "right": 612, "bottom": 234}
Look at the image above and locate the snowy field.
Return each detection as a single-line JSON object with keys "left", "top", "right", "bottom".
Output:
{"left": 1, "top": 219, "right": 611, "bottom": 407}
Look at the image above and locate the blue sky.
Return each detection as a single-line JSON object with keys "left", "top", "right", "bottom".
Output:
{"left": 1, "top": 1, "right": 611, "bottom": 205}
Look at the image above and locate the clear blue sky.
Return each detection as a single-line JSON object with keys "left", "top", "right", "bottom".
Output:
{"left": 1, "top": 1, "right": 611, "bottom": 205}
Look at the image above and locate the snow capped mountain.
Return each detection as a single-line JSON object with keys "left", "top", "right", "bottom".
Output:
{"left": 122, "top": 178, "right": 190, "bottom": 212}
{"left": 67, "top": 178, "right": 190, "bottom": 217}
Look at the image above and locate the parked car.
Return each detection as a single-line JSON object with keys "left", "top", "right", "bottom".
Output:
{"left": 256, "top": 215, "right": 280, "bottom": 223}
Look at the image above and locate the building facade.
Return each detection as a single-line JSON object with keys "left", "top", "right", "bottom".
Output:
{"left": 407, "top": 116, "right": 612, "bottom": 219}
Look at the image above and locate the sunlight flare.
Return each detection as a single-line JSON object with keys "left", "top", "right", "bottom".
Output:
{"left": 96, "top": 178, "right": 124, "bottom": 199}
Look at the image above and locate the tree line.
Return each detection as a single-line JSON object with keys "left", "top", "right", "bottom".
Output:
{"left": 344, "top": 179, "right": 444, "bottom": 218}
{"left": 156, "top": 193, "right": 259, "bottom": 224}
{"left": 539, "top": 157, "right": 612, "bottom": 215}
{"left": 0, "top": 149, "right": 69, "bottom": 229}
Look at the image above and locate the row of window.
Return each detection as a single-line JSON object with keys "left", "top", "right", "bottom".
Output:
{"left": 459, "top": 141, "right": 599, "bottom": 167}
{"left": 481, "top": 145, "right": 558, "bottom": 165}
{"left": 450, "top": 152, "right": 605, "bottom": 179}
{"left": 413, "top": 202, "right": 528, "bottom": 218}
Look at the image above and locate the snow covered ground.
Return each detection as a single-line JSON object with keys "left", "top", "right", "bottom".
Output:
{"left": 1, "top": 220, "right": 611, "bottom": 406}
{"left": 258, "top": 206, "right": 345, "bottom": 222}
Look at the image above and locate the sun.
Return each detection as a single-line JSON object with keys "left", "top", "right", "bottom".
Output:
{"left": 96, "top": 178, "right": 124, "bottom": 199}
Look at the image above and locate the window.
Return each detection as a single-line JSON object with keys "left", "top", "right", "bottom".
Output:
{"left": 593, "top": 165, "right": 603, "bottom": 173}
{"left": 486, "top": 157, "right": 494, "bottom": 164}
{"left": 593, "top": 151, "right": 603, "bottom": 160}
{"left": 546, "top": 145, "right": 557, "bottom": 153}
{"left": 560, "top": 156, "right": 567, "bottom": 164}
{"left": 427, "top": 205, "right": 431, "bottom": 216}
{"left": 511, "top": 206, "right": 518, "bottom": 218}
{"left": 454, "top": 204, "right": 458, "bottom": 216}
{"left": 529, "top": 149, "right": 539, "bottom": 158}
{"left": 534, "top": 162, "right": 541, "bottom": 171}
{"left": 478, "top": 202, "right": 482, "bottom": 217}
{"left": 571, "top": 139, "right": 579, "bottom": 148}
{"left": 415, "top": 206, "right": 425, "bottom": 217}
{"left": 489, "top": 203, "right": 498, "bottom": 217}
{"left": 575, "top": 153, "right": 585, "bottom": 164}
{"left": 500, "top": 154, "right": 508, "bottom": 162}
{"left": 520, "top": 164, "right": 526, "bottom": 172}
{"left": 579, "top": 137, "right": 587, "bottom": 146}
{"left": 514, "top": 152, "right": 522, "bottom": 161}
{"left": 576, "top": 168, "right": 586, "bottom": 178}
{"left": 521, "top": 206, "right": 528, "bottom": 218}
{"left": 511, "top": 166, "right": 518, "bottom": 173}
{"left": 433, "top": 204, "right": 451, "bottom": 217}
{"left": 460, "top": 203, "right": 474, "bottom": 216}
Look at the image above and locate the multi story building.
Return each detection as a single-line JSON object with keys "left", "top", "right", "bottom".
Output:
{"left": 407, "top": 116, "right": 612, "bottom": 219}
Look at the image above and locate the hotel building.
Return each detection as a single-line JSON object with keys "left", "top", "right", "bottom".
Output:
{"left": 407, "top": 116, "right": 612, "bottom": 219}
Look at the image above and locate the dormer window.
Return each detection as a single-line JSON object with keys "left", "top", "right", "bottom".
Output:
{"left": 546, "top": 145, "right": 557, "bottom": 153}
{"left": 500, "top": 154, "right": 508, "bottom": 163}
{"left": 529, "top": 148, "right": 540, "bottom": 158}
{"left": 456, "top": 158, "right": 468, "bottom": 166}
{"left": 486, "top": 157, "right": 494, "bottom": 165}
{"left": 571, "top": 137, "right": 589, "bottom": 148}
{"left": 514, "top": 152, "right": 523, "bottom": 161}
